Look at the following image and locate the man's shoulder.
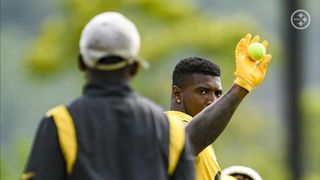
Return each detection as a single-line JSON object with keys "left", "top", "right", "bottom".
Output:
{"left": 66, "top": 95, "right": 97, "bottom": 110}
{"left": 133, "top": 94, "right": 164, "bottom": 111}
{"left": 165, "top": 111, "right": 192, "bottom": 123}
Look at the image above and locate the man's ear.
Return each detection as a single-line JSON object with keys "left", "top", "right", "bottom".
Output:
{"left": 172, "top": 85, "right": 182, "bottom": 102}
{"left": 78, "top": 55, "right": 87, "bottom": 71}
{"left": 128, "top": 61, "right": 139, "bottom": 77}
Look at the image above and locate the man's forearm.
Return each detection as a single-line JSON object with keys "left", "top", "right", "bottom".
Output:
{"left": 186, "top": 84, "right": 248, "bottom": 155}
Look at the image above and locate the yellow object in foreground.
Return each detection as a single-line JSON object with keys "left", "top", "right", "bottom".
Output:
{"left": 166, "top": 111, "right": 230, "bottom": 180}
{"left": 167, "top": 112, "right": 186, "bottom": 175}
{"left": 46, "top": 105, "right": 78, "bottom": 174}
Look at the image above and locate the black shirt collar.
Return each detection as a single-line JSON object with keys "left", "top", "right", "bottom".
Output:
{"left": 83, "top": 78, "right": 133, "bottom": 97}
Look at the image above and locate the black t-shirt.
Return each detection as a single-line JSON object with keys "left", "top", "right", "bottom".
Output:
{"left": 23, "top": 79, "right": 194, "bottom": 180}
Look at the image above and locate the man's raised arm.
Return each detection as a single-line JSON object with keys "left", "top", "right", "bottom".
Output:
{"left": 186, "top": 33, "right": 272, "bottom": 155}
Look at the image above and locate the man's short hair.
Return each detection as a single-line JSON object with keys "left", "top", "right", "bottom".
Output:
{"left": 172, "top": 57, "right": 221, "bottom": 88}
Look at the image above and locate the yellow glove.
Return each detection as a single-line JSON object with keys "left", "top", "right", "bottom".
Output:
{"left": 234, "top": 33, "right": 272, "bottom": 92}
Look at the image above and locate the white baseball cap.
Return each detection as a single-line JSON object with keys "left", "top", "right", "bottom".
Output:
{"left": 79, "top": 12, "right": 149, "bottom": 70}
{"left": 222, "top": 165, "right": 263, "bottom": 180}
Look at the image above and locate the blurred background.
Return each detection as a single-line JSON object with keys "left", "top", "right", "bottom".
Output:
{"left": 1, "top": 0, "right": 319, "bottom": 179}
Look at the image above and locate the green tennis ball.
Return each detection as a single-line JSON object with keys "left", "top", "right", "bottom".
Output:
{"left": 248, "top": 43, "right": 266, "bottom": 61}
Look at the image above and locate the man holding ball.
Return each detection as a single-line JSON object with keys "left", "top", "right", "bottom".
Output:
{"left": 166, "top": 33, "right": 271, "bottom": 180}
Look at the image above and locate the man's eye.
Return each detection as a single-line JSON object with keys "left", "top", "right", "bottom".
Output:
{"left": 215, "top": 91, "right": 222, "bottom": 98}
{"left": 199, "top": 90, "right": 207, "bottom": 95}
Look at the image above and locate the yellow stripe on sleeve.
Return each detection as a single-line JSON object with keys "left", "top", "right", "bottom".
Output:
{"left": 21, "top": 172, "right": 35, "bottom": 180}
{"left": 166, "top": 114, "right": 185, "bottom": 175}
{"left": 46, "top": 105, "right": 77, "bottom": 174}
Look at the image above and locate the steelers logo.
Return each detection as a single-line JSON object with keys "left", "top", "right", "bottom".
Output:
{"left": 290, "top": 9, "right": 311, "bottom": 30}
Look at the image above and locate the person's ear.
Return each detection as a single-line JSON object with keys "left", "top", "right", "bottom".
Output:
{"left": 128, "top": 61, "right": 139, "bottom": 77}
{"left": 78, "top": 54, "right": 87, "bottom": 71}
{"left": 172, "top": 85, "right": 182, "bottom": 104}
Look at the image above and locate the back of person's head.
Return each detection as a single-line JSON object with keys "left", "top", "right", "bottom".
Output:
{"left": 222, "top": 165, "right": 263, "bottom": 180}
{"left": 172, "top": 56, "right": 221, "bottom": 88}
{"left": 79, "top": 12, "right": 148, "bottom": 73}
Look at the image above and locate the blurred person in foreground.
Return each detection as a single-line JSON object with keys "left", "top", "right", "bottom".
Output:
{"left": 21, "top": 12, "right": 194, "bottom": 180}
{"left": 222, "top": 165, "right": 263, "bottom": 180}
{"left": 166, "top": 34, "right": 271, "bottom": 180}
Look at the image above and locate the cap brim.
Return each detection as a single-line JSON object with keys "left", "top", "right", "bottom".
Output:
{"left": 94, "top": 57, "right": 149, "bottom": 71}
{"left": 136, "top": 57, "right": 149, "bottom": 69}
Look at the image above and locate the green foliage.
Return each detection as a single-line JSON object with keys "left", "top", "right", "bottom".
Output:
{"left": 26, "top": 0, "right": 259, "bottom": 107}
{"left": 26, "top": 0, "right": 254, "bottom": 81}
{"left": 301, "top": 87, "right": 320, "bottom": 179}
{"left": 1, "top": 141, "right": 30, "bottom": 180}
{"left": 215, "top": 104, "right": 289, "bottom": 179}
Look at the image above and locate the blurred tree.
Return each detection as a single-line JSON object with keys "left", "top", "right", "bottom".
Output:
{"left": 301, "top": 88, "right": 320, "bottom": 180}
{"left": 26, "top": 0, "right": 260, "bottom": 107}
{"left": 26, "top": 0, "right": 255, "bottom": 76}
{"left": 215, "top": 105, "right": 289, "bottom": 180}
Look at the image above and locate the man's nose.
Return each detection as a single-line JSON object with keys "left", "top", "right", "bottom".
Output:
{"left": 206, "top": 94, "right": 217, "bottom": 106}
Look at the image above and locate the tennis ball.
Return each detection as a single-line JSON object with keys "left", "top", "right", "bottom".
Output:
{"left": 248, "top": 43, "right": 266, "bottom": 61}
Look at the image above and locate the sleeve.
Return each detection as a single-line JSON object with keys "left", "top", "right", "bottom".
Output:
{"left": 170, "top": 137, "right": 195, "bottom": 180}
{"left": 21, "top": 117, "right": 68, "bottom": 180}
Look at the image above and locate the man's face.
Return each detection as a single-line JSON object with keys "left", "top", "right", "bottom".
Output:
{"left": 180, "top": 74, "right": 222, "bottom": 117}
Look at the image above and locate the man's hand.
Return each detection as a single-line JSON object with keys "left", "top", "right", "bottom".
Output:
{"left": 234, "top": 33, "right": 272, "bottom": 92}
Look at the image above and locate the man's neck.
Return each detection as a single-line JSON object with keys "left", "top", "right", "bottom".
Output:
{"left": 86, "top": 69, "right": 129, "bottom": 82}
{"left": 170, "top": 102, "right": 181, "bottom": 112}
{"left": 169, "top": 100, "right": 191, "bottom": 116}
